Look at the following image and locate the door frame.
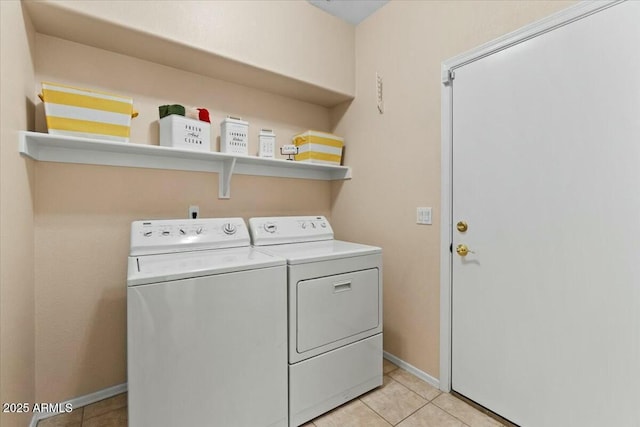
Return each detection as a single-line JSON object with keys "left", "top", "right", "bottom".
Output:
{"left": 438, "top": 0, "right": 621, "bottom": 393}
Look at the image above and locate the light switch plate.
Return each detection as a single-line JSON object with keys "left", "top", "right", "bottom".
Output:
{"left": 417, "top": 207, "right": 432, "bottom": 225}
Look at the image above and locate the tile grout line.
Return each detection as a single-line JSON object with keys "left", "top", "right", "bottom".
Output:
{"left": 449, "top": 392, "right": 509, "bottom": 427}
{"left": 391, "top": 401, "right": 429, "bottom": 426}
{"left": 390, "top": 367, "right": 454, "bottom": 425}
{"left": 432, "top": 397, "right": 482, "bottom": 427}
{"left": 357, "top": 377, "right": 396, "bottom": 425}
{"left": 386, "top": 375, "right": 445, "bottom": 426}
{"left": 384, "top": 365, "right": 400, "bottom": 375}
{"left": 356, "top": 397, "right": 395, "bottom": 426}
{"left": 82, "top": 393, "right": 128, "bottom": 425}
{"left": 385, "top": 369, "right": 492, "bottom": 427}
{"left": 431, "top": 398, "right": 467, "bottom": 426}
{"left": 81, "top": 403, "right": 87, "bottom": 424}
{"left": 359, "top": 375, "right": 427, "bottom": 426}
{"left": 388, "top": 369, "right": 443, "bottom": 403}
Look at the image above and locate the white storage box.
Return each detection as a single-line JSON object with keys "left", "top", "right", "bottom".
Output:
{"left": 293, "top": 131, "right": 344, "bottom": 165}
{"left": 159, "top": 115, "right": 211, "bottom": 151}
{"left": 220, "top": 117, "right": 249, "bottom": 155}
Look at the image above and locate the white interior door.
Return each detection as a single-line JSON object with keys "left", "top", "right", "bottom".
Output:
{"left": 451, "top": 2, "right": 640, "bottom": 426}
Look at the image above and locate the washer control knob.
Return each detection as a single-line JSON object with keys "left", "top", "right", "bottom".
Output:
{"left": 264, "top": 223, "right": 277, "bottom": 233}
{"left": 301, "top": 222, "right": 307, "bottom": 229}
{"left": 196, "top": 227, "right": 203, "bottom": 235}
{"left": 143, "top": 231, "right": 152, "bottom": 237}
{"left": 179, "top": 228, "right": 186, "bottom": 235}
{"left": 162, "top": 230, "right": 170, "bottom": 236}
{"left": 223, "top": 223, "right": 237, "bottom": 235}
{"left": 320, "top": 222, "right": 327, "bottom": 228}
{"left": 311, "top": 222, "right": 317, "bottom": 229}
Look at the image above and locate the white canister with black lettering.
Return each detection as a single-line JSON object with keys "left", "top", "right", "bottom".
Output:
{"left": 220, "top": 116, "right": 249, "bottom": 155}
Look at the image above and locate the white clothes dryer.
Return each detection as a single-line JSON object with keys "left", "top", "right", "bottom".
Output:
{"left": 249, "top": 216, "right": 383, "bottom": 427}
{"left": 127, "top": 218, "right": 287, "bottom": 427}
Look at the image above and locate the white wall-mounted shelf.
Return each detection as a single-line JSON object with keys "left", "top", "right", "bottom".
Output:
{"left": 19, "top": 131, "right": 351, "bottom": 199}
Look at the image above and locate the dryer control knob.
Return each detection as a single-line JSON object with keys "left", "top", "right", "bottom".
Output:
{"left": 301, "top": 222, "right": 307, "bottom": 229}
{"left": 196, "top": 227, "right": 203, "bottom": 235}
{"left": 223, "top": 223, "right": 237, "bottom": 235}
{"left": 264, "top": 223, "right": 277, "bottom": 233}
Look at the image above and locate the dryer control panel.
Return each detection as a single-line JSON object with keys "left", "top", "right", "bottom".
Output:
{"left": 249, "top": 216, "right": 334, "bottom": 246}
{"left": 130, "top": 218, "right": 249, "bottom": 256}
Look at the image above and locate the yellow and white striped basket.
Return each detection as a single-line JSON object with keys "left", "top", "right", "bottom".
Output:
{"left": 40, "top": 82, "right": 138, "bottom": 142}
{"left": 293, "top": 130, "right": 344, "bottom": 165}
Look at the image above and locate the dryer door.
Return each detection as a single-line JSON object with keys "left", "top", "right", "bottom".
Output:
{"left": 297, "top": 268, "right": 380, "bottom": 354}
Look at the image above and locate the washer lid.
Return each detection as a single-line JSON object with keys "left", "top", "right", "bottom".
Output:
{"left": 127, "top": 247, "right": 285, "bottom": 286}
{"left": 257, "top": 240, "right": 381, "bottom": 265}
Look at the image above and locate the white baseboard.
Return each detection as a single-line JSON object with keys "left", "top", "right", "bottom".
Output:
{"left": 383, "top": 351, "right": 440, "bottom": 390}
{"left": 29, "top": 383, "right": 127, "bottom": 427}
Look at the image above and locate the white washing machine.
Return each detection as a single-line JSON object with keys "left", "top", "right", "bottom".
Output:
{"left": 249, "top": 216, "right": 383, "bottom": 427}
{"left": 127, "top": 218, "right": 287, "bottom": 427}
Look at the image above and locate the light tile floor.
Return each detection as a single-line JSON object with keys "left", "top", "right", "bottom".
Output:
{"left": 38, "top": 360, "right": 503, "bottom": 427}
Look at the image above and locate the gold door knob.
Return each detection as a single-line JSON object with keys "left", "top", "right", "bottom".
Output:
{"left": 456, "top": 244, "right": 473, "bottom": 256}
{"left": 456, "top": 221, "right": 468, "bottom": 232}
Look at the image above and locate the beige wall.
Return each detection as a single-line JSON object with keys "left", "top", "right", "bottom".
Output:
{"left": 26, "top": 0, "right": 355, "bottom": 97}
{"left": 330, "top": 0, "right": 574, "bottom": 379}
{"left": 33, "top": 35, "right": 334, "bottom": 402}
{"left": 0, "top": 2, "right": 36, "bottom": 426}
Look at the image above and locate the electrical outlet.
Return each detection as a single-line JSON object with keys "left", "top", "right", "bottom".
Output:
{"left": 417, "top": 207, "right": 432, "bottom": 225}
{"left": 376, "top": 72, "right": 384, "bottom": 114}
{"left": 189, "top": 205, "right": 199, "bottom": 219}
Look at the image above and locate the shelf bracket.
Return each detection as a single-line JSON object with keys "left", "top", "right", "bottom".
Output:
{"left": 219, "top": 158, "right": 237, "bottom": 199}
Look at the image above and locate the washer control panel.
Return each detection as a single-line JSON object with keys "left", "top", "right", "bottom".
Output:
{"left": 249, "top": 216, "right": 334, "bottom": 246}
{"left": 130, "top": 218, "right": 249, "bottom": 256}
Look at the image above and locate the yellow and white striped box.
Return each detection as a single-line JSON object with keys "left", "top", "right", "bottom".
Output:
{"left": 292, "top": 130, "right": 344, "bottom": 165}
{"left": 40, "top": 82, "right": 137, "bottom": 142}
